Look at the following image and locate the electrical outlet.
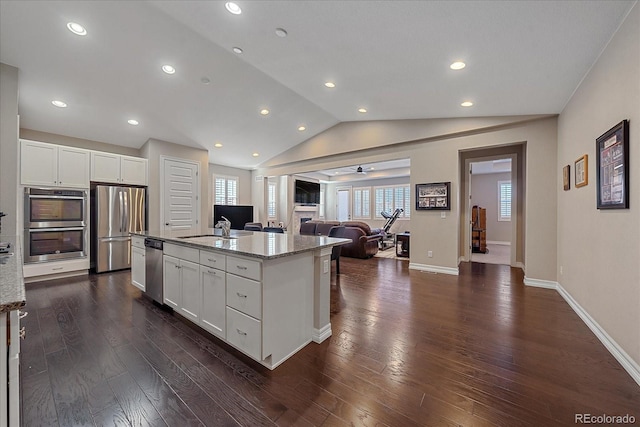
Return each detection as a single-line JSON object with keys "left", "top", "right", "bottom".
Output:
{"left": 560, "top": 266, "right": 563, "bottom": 275}
{"left": 428, "top": 251, "right": 433, "bottom": 258}
{"left": 441, "top": 211, "right": 446, "bottom": 219}
{"left": 323, "top": 259, "right": 329, "bottom": 274}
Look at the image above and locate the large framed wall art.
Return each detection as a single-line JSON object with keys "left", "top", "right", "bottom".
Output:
{"left": 596, "top": 120, "right": 629, "bottom": 209}
{"left": 416, "top": 182, "right": 450, "bottom": 210}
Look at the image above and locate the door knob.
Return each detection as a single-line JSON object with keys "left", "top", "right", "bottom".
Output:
{"left": 165, "top": 223, "right": 170, "bottom": 226}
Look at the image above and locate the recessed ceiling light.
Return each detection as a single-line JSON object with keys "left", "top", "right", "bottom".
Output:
{"left": 334, "top": 172, "right": 339, "bottom": 175}
{"left": 369, "top": 167, "right": 375, "bottom": 170}
{"left": 66, "top": 22, "right": 87, "bottom": 36}
{"left": 260, "top": 109, "right": 269, "bottom": 115}
{"left": 450, "top": 61, "right": 466, "bottom": 70}
{"left": 358, "top": 108, "right": 367, "bottom": 113}
{"left": 214, "top": 143, "right": 223, "bottom": 148}
{"left": 51, "top": 100, "right": 67, "bottom": 108}
{"left": 201, "top": 77, "right": 211, "bottom": 85}
{"left": 298, "top": 126, "right": 306, "bottom": 131}
{"left": 232, "top": 47, "right": 243, "bottom": 54}
{"left": 324, "top": 82, "right": 335, "bottom": 88}
{"left": 252, "top": 152, "right": 259, "bottom": 157}
{"left": 127, "top": 119, "right": 139, "bottom": 125}
{"left": 162, "top": 65, "right": 176, "bottom": 75}
{"left": 225, "top": 2, "right": 242, "bottom": 15}
{"left": 461, "top": 101, "right": 474, "bottom": 107}
{"left": 275, "top": 28, "right": 288, "bottom": 38}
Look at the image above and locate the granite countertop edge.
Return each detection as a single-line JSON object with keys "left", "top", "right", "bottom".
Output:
{"left": 0, "top": 237, "right": 26, "bottom": 314}
{"left": 131, "top": 231, "right": 350, "bottom": 260}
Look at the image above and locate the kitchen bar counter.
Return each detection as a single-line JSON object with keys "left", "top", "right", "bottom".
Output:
{"left": 132, "top": 228, "right": 350, "bottom": 259}
{"left": 0, "top": 236, "right": 26, "bottom": 313}
{"left": 132, "top": 228, "right": 350, "bottom": 369}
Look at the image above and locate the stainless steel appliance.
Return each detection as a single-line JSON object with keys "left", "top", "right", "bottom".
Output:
{"left": 23, "top": 188, "right": 88, "bottom": 263}
{"left": 24, "top": 188, "right": 86, "bottom": 228}
{"left": 93, "top": 185, "right": 146, "bottom": 273}
{"left": 144, "top": 238, "right": 163, "bottom": 304}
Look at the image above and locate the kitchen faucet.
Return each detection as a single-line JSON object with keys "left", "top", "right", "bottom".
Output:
{"left": 215, "top": 216, "right": 231, "bottom": 237}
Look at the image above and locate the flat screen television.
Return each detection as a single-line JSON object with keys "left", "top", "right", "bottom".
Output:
{"left": 213, "top": 205, "right": 254, "bottom": 230}
{"left": 294, "top": 180, "right": 320, "bottom": 204}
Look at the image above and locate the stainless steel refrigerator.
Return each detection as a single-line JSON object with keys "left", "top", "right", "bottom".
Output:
{"left": 93, "top": 185, "right": 146, "bottom": 273}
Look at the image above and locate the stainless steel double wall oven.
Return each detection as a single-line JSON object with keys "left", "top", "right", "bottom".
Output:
{"left": 23, "top": 187, "right": 88, "bottom": 263}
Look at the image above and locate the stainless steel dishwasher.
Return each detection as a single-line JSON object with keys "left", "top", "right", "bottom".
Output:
{"left": 144, "top": 238, "right": 164, "bottom": 304}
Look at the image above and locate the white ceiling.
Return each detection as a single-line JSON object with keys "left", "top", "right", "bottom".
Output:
{"left": 0, "top": 1, "right": 634, "bottom": 169}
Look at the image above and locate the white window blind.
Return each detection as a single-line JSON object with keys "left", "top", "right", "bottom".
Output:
{"left": 498, "top": 180, "right": 512, "bottom": 221}
{"left": 352, "top": 187, "right": 371, "bottom": 219}
{"left": 267, "top": 182, "right": 276, "bottom": 218}
{"left": 374, "top": 185, "right": 410, "bottom": 219}
{"left": 214, "top": 175, "right": 238, "bottom": 205}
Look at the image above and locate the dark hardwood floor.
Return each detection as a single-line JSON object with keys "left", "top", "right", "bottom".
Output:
{"left": 20, "top": 258, "right": 639, "bottom": 426}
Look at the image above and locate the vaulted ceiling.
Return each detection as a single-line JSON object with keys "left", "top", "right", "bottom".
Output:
{"left": 0, "top": 1, "right": 634, "bottom": 169}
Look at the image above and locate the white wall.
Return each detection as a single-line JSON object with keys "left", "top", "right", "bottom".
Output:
{"left": 209, "top": 163, "right": 252, "bottom": 226}
{"left": 19, "top": 129, "right": 140, "bottom": 157}
{"left": 140, "top": 138, "right": 209, "bottom": 231}
{"left": 557, "top": 4, "right": 639, "bottom": 367}
{"left": 0, "top": 63, "right": 19, "bottom": 235}
{"left": 471, "top": 172, "right": 512, "bottom": 243}
{"left": 257, "top": 115, "right": 557, "bottom": 279}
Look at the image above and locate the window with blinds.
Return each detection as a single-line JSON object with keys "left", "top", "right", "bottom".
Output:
{"left": 214, "top": 175, "right": 238, "bottom": 205}
{"left": 498, "top": 180, "right": 512, "bottom": 221}
{"left": 319, "top": 187, "right": 325, "bottom": 218}
{"left": 267, "top": 182, "right": 276, "bottom": 218}
{"left": 352, "top": 187, "right": 371, "bottom": 219}
{"left": 374, "top": 185, "right": 410, "bottom": 219}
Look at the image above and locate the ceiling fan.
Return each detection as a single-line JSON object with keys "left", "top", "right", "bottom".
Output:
{"left": 351, "top": 165, "right": 367, "bottom": 175}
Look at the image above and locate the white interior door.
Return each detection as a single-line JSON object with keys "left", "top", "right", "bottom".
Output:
{"left": 162, "top": 157, "right": 199, "bottom": 231}
{"left": 336, "top": 187, "right": 351, "bottom": 222}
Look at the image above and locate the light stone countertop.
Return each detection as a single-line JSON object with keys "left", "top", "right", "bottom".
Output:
{"left": 132, "top": 228, "right": 350, "bottom": 260}
{"left": 0, "top": 235, "right": 26, "bottom": 313}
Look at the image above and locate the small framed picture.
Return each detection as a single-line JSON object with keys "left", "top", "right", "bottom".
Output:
{"left": 575, "top": 155, "right": 588, "bottom": 188}
{"left": 563, "top": 165, "right": 570, "bottom": 191}
{"left": 416, "top": 182, "right": 450, "bottom": 210}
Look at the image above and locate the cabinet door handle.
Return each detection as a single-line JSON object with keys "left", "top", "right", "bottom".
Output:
{"left": 19, "top": 310, "right": 28, "bottom": 319}
{"left": 52, "top": 267, "right": 63, "bottom": 271}
{"left": 236, "top": 328, "right": 247, "bottom": 336}
{"left": 208, "top": 270, "right": 217, "bottom": 275}
{"left": 236, "top": 265, "right": 247, "bottom": 270}
{"left": 236, "top": 292, "right": 247, "bottom": 298}
{"left": 207, "top": 258, "right": 216, "bottom": 263}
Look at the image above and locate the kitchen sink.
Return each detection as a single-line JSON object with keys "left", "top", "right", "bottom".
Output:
{"left": 178, "top": 235, "right": 236, "bottom": 240}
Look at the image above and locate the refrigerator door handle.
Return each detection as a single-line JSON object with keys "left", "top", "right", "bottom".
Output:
{"left": 123, "top": 190, "right": 130, "bottom": 233}
{"left": 118, "top": 190, "right": 124, "bottom": 233}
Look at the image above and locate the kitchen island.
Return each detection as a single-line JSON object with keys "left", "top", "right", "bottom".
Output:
{"left": 132, "top": 229, "right": 349, "bottom": 369}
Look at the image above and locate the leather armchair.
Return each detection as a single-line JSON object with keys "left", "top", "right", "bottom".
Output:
{"left": 340, "top": 221, "right": 382, "bottom": 259}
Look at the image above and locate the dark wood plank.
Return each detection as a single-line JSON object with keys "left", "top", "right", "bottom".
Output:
{"left": 21, "top": 370, "right": 58, "bottom": 426}
{"left": 20, "top": 258, "right": 640, "bottom": 427}
{"left": 108, "top": 371, "right": 167, "bottom": 426}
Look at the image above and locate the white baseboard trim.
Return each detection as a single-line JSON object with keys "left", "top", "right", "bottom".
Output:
{"left": 487, "top": 240, "right": 511, "bottom": 246}
{"left": 556, "top": 283, "right": 640, "bottom": 387}
{"left": 312, "top": 324, "right": 332, "bottom": 343}
{"left": 524, "top": 276, "right": 640, "bottom": 386}
{"left": 523, "top": 276, "right": 558, "bottom": 289}
{"left": 409, "top": 263, "right": 459, "bottom": 276}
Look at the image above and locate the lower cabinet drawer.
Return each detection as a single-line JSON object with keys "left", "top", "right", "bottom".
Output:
{"left": 226, "top": 307, "right": 261, "bottom": 360}
{"left": 226, "top": 274, "right": 262, "bottom": 319}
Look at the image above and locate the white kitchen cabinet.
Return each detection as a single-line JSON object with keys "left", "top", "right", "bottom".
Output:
{"left": 163, "top": 255, "right": 181, "bottom": 310}
{"left": 91, "top": 152, "right": 147, "bottom": 185}
{"left": 131, "top": 246, "right": 145, "bottom": 291}
{"left": 163, "top": 244, "right": 200, "bottom": 322}
{"left": 20, "top": 139, "right": 89, "bottom": 188}
{"left": 200, "top": 266, "right": 226, "bottom": 340}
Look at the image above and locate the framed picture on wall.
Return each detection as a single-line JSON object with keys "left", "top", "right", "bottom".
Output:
{"left": 596, "top": 120, "right": 629, "bottom": 209}
{"left": 416, "top": 182, "right": 450, "bottom": 210}
{"left": 563, "top": 164, "right": 571, "bottom": 191}
{"left": 575, "top": 154, "right": 588, "bottom": 188}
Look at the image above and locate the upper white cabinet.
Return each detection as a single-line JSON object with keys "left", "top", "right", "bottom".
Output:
{"left": 91, "top": 152, "right": 147, "bottom": 186}
{"left": 20, "top": 139, "right": 90, "bottom": 188}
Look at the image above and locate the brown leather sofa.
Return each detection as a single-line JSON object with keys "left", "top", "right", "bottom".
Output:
{"left": 303, "top": 220, "right": 382, "bottom": 258}
{"left": 340, "top": 221, "right": 382, "bottom": 258}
